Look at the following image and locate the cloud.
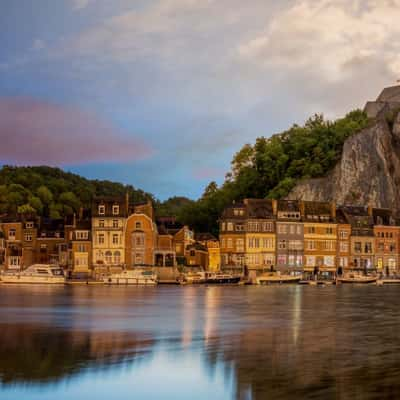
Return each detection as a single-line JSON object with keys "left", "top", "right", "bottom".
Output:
{"left": 31, "top": 39, "right": 45, "bottom": 51}
{"left": 0, "top": 97, "right": 152, "bottom": 165}
{"left": 71, "top": 0, "right": 92, "bottom": 11}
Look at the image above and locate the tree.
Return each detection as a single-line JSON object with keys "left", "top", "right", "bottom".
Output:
{"left": 37, "top": 185, "right": 53, "bottom": 206}
{"left": 17, "top": 204, "right": 36, "bottom": 214}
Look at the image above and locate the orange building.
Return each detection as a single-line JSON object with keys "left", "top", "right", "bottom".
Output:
{"left": 336, "top": 208, "right": 351, "bottom": 274}
{"left": 373, "top": 208, "right": 399, "bottom": 275}
{"left": 302, "top": 201, "right": 337, "bottom": 279}
{"left": 125, "top": 206, "right": 156, "bottom": 267}
{"left": 2, "top": 220, "right": 23, "bottom": 270}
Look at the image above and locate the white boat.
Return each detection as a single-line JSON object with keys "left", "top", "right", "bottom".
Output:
{"left": 0, "top": 264, "right": 66, "bottom": 284}
{"left": 256, "top": 272, "right": 301, "bottom": 285}
{"left": 183, "top": 270, "right": 206, "bottom": 284}
{"left": 104, "top": 269, "right": 158, "bottom": 285}
{"left": 205, "top": 272, "right": 241, "bottom": 284}
{"left": 336, "top": 272, "right": 377, "bottom": 284}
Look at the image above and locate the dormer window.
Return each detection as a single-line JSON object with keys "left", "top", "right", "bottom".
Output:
{"left": 135, "top": 221, "right": 142, "bottom": 230}
{"left": 25, "top": 222, "right": 34, "bottom": 229}
{"left": 112, "top": 205, "right": 120, "bottom": 215}
{"left": 99, "top": 205, "right": 105, "bottom": 215}
{"left": 9, "top": 228, "right": 16, "bottom": 240}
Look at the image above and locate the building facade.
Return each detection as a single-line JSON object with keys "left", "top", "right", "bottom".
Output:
{"left": 276, "top": 200, "right": 303, "bottom": 274}
{"left": 92, "top": 197, "right": 127, "bottom": 268}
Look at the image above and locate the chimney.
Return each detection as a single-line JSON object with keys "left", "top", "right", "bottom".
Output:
{"left": 125, "top": 192, "right": 129, "bottom": 216}
{"left": 330, "top": 202, "right": 336, "bottom": 219}
{"left": 272, "top": 199, "right": 278, "bottom": 216}
{"left": 299, "top": 200, "right": 305, "bottom": 218}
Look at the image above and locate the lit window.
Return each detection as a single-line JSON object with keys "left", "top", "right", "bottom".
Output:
{"left": 99, "top": 220, "right": 105, "bottom": 228}
{"left": 112, "top": 234, "right": 119, "bottom": 245}
{"left": 8, "top": 229, "right": 16, "bottom": 240}
{"left": 113, "top": 220, "right": 119, "bottom": 228}
{"left": 25, "top": 222, "right": 34, "bottom": 229}
{"left": 112, "top": 205, "right": 119, "bottom": 215}
{"left": 98, "top": 234, "right": 105, "bottom": 244}
{"left": 98, "top": 205, "right": 105, "bottom": 215}
{"left": 24, "top": 233, "right": 32, "bottom": 242}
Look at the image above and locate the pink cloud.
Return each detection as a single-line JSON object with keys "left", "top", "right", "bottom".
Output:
{"left": 192, "top": 167, "right": 224, "bottom": 180}
{"left": 0, "top": 97, "right": 152, "bottom": 165}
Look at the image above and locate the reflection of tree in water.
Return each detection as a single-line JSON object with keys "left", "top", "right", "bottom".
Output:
{"left": 203, "top": 315, "right": 400, "bottom": 400}
{"left": 0, "top": 324, "right": 155, "bottom": 385}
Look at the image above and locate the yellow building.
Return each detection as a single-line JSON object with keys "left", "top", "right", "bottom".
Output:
{"left": 196, "top": 233, "right": 221, "bottom": 271}
{"left": 302, "top": 202, "right": 337, "bottom": 278}
{"left": 92, "top": 197, "right": 127, "bottom": 269}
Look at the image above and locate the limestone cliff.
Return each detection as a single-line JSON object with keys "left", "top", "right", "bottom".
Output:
{"left": 287, "top": 86, "right": 400, "bottom": 212}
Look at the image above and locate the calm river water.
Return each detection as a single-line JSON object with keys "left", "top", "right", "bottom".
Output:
{"left": 0, "top": 284, "right": 400, "bottom": 399}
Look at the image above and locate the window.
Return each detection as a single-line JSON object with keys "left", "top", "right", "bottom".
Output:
{"left": 264, "top": 222, "right": 274, "bottom": 232}
{"left": 227, "top": 238, "right": 233, "bottom": 249}
{"left": 25, "top": 222, "right": 34, "bottom": 229}
{"left": 278, "top": 240, "right": 286, "bottom": 250}
{"left": 112, "top": 220, "right": 119, "bottom": 228}
{"left": 289, "top": 225, "right": 296, "bottom": 235}
{"left": 112, "top": 205, "right": 119, "bottom": 215}
{"left": 288, "top": 255, "right": 295, "bottom": 266}
{"left": 24, "top": 233, "right": 32, "bottom": 242}
{"left": 307, "top": 226, "right": 315, "bottom": 234}
{"left": 98, "top": 205, "right": 105, "bottom": 215}
{"left": 227, "top": 222, "right": 233, "bottom": 231}
{"left": 99, "top": 220, "right": 105, "bottom": 228}
{"left": 378, "top": 242, "right": 384, "bottom": 252}
{"left": 8, "top": 229, "right": 16, "bottom": 240}
{"left": 105, "top": 251, "right": 112, "bottom": 264}
{"left": 307, "top": 240, "right": 316, "bottom": 250}
{"left": 306, "top": 256, "right": 316, "bottom": 266}
{"left": 339, "top": 257, "right": 348, "bottom": 267}
{"left": 76, "top": 231, "right": 88, "bottom": 240}
{"left": 263, "top": 254, "right": 274, "bottom": 265}
{"left": 324, "top": 256, "right": 335, "bottom": 267}
{"left": 235, "top": 224, "right": 244, "bottom": 231}
{"left": 340, "top": 230, "right": 348, "bottom": 239}
{"left": 114, "top": 251, "right": 121, "bottom": 264}
{"left": 221, "top": 239, "right": 226, "bottom": 248}
{"left": 236, "top": 238, "right": 244, "bottom": 252}
{"left": 323, "top": 241, "right": 335, "bottom": 251}
{"left": 132, "top": 232, "right": 145, "bottom": 248}
{"left": 390, "top": 243, "right": 396, "bottom": 252}
{"left": 340, "top": 242, "right": 349, "bottom": 252}
{"left": 365, "top": 242, "right": 372, "bottom": 253}
{"left": 278, "top": 225, "right": 287, "bottom": 234}
{"left": 326, "top": 227, "right": 334, "bottom": 235}
{"left": 112, "top": 234, "right": 119, "bottom": 245}
{"left": 278, "top": 255, "right": 287, "bottom": 265}
{"left": 221, "top": 222, "right": 226, "bottom": 231}
{"left": 77, "top": 244, "right": 86, "bottom": 252}
{"left": 98, "top": 234, "right": 105, "bottom": 244}
{"left": 354, "top": 242, "right": 361, "bottom": 253}
{"left": 288, "top": 240, "right": 303, "bottom": 250}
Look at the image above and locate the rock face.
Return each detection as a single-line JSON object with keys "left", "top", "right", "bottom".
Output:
{"left": 287, "top": 85, "right": 400, "bottom": 212}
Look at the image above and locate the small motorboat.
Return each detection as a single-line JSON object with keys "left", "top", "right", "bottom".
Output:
{"left": 336, "top": 273, "right": 377, "bottom": 284}
{"left": 256, "top": 272, "right": 301, "bottom": 285}
{"left": 104, "top": 269, "right": 158, "bottom": 285}
{"left": 205, "top": 272, "right": 241, "bottom": 284}
{"left": 1, "top": 264, "right": 66, "bottom": 284}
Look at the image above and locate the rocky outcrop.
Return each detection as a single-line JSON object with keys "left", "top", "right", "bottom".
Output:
{"left": 287, "top": 86, "right": 400, "bottom": 212}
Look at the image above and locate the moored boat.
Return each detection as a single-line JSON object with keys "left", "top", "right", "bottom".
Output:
{"left": 205, "top": 272, "right": 241, "bottom": 284}
{"left": 183, "top": 271, "right": 206, "bottom": 284}
{"left": 336, "top": 273, "right": 377, "bottom": 284}
{"left": 104, "top": 269, "right": 158, "bottom": 285}
{"left": 256, "top": 272, "right": 301, "bottom": 285}
{"left": 0, "top": 264, "right": 66, "bottom": 284}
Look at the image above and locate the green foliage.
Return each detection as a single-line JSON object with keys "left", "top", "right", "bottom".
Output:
{"left": 0, "top": 166, "right": 153, "bottom": 217}
{"left": 177, "top": 109, "right": 369, "bottom": 234}
{"left": 17, "top": 204, "right": 36, "bottom": 214}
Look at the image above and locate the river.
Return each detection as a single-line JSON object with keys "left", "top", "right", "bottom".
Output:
{"left": 0, "top": 284, "right": 399, "bottom": 399}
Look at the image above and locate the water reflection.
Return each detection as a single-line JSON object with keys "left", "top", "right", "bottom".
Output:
{"left": 1, "top": 285, "right": 400, "bottom": 399}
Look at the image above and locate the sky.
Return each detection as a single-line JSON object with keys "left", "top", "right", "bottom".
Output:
{"left": 0, "top": 0, "right": 399, "bottom": 200}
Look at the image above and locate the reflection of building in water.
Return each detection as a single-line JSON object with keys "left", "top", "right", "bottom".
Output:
{"left": 182, "top": 286, "right": 196, "bottom": 347}
{"left": 0, "top": 323, "right": 155, "bottom": 385}
{"left": 203, "top": 287, "right": 220, "bottom": 343}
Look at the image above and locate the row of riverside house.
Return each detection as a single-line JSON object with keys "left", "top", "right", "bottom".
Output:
{"left": 0, "top": 196, "right": 221, "bottom": 277}
{"left": 219, "top": 199, "right": 400, "bottom": 280}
